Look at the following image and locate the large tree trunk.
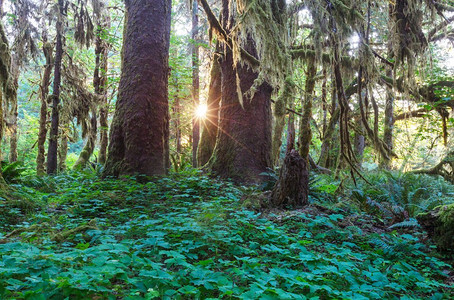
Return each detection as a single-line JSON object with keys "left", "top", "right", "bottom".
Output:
{"left": 97, "top": 17, "right": 110, "bottom": 165}
{"left": 104, "top": 0, "right": 171, "bottom": 177}
{"left": 197, "top": 52, "right": 221, "bottom": 167}
{"left": 0, "top": 10, "right": 10, "bottom": 180}
{"left": 208, "top": 0, "right": 272, "bottom": 184}
{"left": 47, "top": 0, "right": 64, "bottom": 175}
{"left": 191, "top": 0, "right": 200, "bottom": 167}
{"left": 36, "top": 31, "right": 53, "bottom": 175}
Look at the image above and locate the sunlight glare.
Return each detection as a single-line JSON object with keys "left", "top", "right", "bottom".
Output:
{"left": 195, "top": 103, "right": 208, "bottom": 119}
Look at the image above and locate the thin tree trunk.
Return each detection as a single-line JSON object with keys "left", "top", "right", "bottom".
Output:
{"left": 0, "top": 87, "right": 3, "bottom": 171}
{"left": 354, "top": 116, "right": 365, "bottom": 166}
{"left": 173, "top": 76, "right": 182, "bottom": 154}
{"left": 382, "top": 4, "right": 394, "bottom": 169}
{"left": 192, "top": 0, "right": 200, "bottom": 167}
{"left": 198, "top": 52, "right": 221, "bottom": 166}
{"left": 319, "top": 80, "right": 339, "bottom": 168}
{"left": 298, "top": 55, "right": 316, "bottom": 161}
{"left": 58, "top": 128, "right": 68, "bottom": 172}
{"left": 47, "top": 0, "right": 64, "bottom": 174}
{"left": 272, "top": 96, "right": 287, "bottom": 166}
{"left": 286, "top": 111, "right": 295, "bottom": 154}
{"left": 104, "top": 0, "right": 171, "bottom": 177}
{"left": 74, "top": 18, "right": 109, "bottom": 169}
{"left": 7, "top": 59, "right": 19, "bottom": 163}
{"left": 36, "top": 31, "right": 53, "bottom": 175}
{"left": 321, "top": 68, "right": 328, "bottom": 136}
{"left": 97, "top": 19, "right": 110, "bottom": 165}
{"left": 73, "top": 109, "right": 97, "bottom": 170}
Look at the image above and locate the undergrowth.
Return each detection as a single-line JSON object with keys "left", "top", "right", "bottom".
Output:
{"left": 0, "top": 169, "right": 452, "bottom": 299}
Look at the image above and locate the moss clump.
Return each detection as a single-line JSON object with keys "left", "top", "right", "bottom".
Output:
{"left": 417, "top": 204, "right": 454, "bottom": 253}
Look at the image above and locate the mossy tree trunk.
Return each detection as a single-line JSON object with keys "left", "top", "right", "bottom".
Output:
{"left": 58, "top": 127, "right": 68, "bottom": 172}
{"left": 319, "top": 77, "right": 339, "bottom": 168}
{"left": 73, "top": 109, "right": 97, "bottom": 170}
{"left": 272, "top": 55, "right": 315, "bottom": 208}
{"left": 272, "top": 99, "right": 286, "bottom": 166}
{"left": 97, "top": 17, "right": 110, "bottom": 166}
{"left": 286, "top": 111, "right": 295, "bottom": 154}
{"left": 198, "top": 52, "right": 221, "bottom": 167}
{"left": 36, "top": 29, "right": 53, "bottom": 175}
{"left": 7, "top": 60, "right": 19, "bottom": 163}
{"left": 0, "top": 87, "right": 3, "bottom": 175}
{"left": 172, "top": 73, "right": 182, "bottom": 154}
{"left": 104, "top": 0, "right": 171, "bottom": 177}
{"left": 47, "top": 0, "right": 64, "bottom": 174}
{"left": 74, "top": 17, "right": 109, "bottom": 170}
{"left": 0, "top": 10, "right": 11, "bottom": 180}
{"left": 381, "top": 4, "right": 395, "bottom": 169}
{"left": 298, "top": 55, "right": 316, "bottom": 162}
{"left": 208, "top": 0, "right": 272, "bottom": 184}
{"left": 354, "top": 113, "right": 365, "bottom": 166}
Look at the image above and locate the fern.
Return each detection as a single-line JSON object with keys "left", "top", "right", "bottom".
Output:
{"left": 1, "top": 161, "right": 27, "bottom": 184}
{"left": 389, "top": 218, "right": 420, "bottom": 229}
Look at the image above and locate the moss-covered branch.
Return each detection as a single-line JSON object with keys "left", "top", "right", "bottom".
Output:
{"left": 197, "top": 0, "right": 260, "bottom": 69}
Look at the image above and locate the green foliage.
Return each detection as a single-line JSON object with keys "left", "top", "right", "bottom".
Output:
{"left": 344, "top": 170, "right": 454, "bottom": 219}
{"left": 0, "top": 170, "right": 451, "bottom": 299}
{"left": 1, "top": 161, "right": 27, "bottom": 184}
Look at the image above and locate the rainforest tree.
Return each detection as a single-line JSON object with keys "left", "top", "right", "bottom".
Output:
{"left": 104, "top": 0, "right": 172, "bottom": 177}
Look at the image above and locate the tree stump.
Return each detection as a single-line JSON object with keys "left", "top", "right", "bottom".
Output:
{"left": 271, "top": 150, "right": 309, "bottom": 208}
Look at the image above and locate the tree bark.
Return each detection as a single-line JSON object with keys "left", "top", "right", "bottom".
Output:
{"left": 381, "top": 4, "right": 395, "bottom": 169}
{"left": 97, "top": 17, "right": 110, "bottom": 165}
{"left": 271, "top": 150, "right": 309, "bottom": 208}
{"left": 73, "top": 109, "right": 97, "bottom": 170}
{"left": 354, "top": 123, "right": 365, "bottom": 165}
{"left": 272, "top": 101, "right": 286, "bottom": 166}
{"left": 173, "top": 75, "right": 182, "bottom": 154}
{"left": 47, "top": 0, "right": 64, "bottom": 174}
{"left": 58, "top": 129, "right": 68, "bottom": 172}
{"left": 298, "top": 55, "right": 316, "bottom": 161}
{"left": 74, "top": 16, "right": 109, "bottom": 170}
{"left": 36, "top": 31, "right": 53, "bottom": 175}
{"left": 0, "top": 12, "right": 11, "bottom": 180}
{"left": 286, "top": 111, "right": 295, "bottom": 154}
{"left": 104, "top": 0, "right": 171, "bottom": 177}
{"left": 197, "top": 52, "right": 221, "bottom": 167}
{"left": 208, "top": 0, "right": 272, "bottom": 184}
{"left": 318, "top": 88, "right": 339, "bottom": 169}
{"left": 7, "top": 57, "right": 19, "bottom": 163}
{"left": 192, "top": 0, "right": 200, "bottom": 168}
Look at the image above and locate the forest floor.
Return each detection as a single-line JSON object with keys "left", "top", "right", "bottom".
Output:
{"left": 0, "top": 169, "right": 452, "bottom": 299}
